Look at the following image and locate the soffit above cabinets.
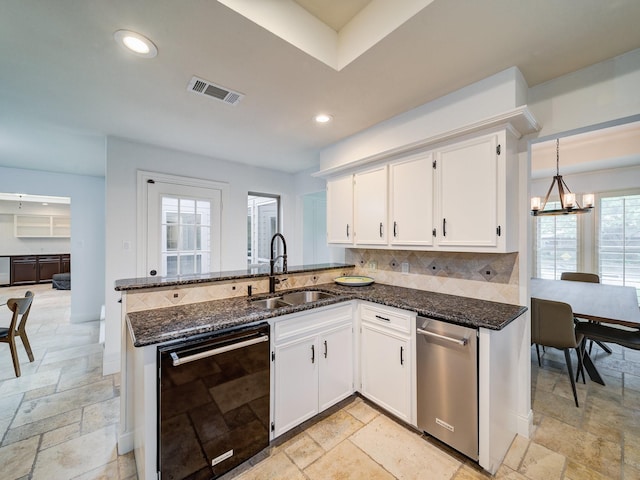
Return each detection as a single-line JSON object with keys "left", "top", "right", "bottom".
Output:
{"left": 314, "top": 106, "right": 540, "bottom": 178}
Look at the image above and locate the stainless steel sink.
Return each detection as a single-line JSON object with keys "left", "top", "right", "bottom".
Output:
{"left": 251, "top": 290, "right": 336, "bottom": 309}
{"left": 280, "top": 291, "right": 335, "bottom": 305}
{"left": 251, "top": 297, "right": 290, "bottom": 309}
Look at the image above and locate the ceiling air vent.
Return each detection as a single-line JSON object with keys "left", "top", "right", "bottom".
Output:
{"left": 187, "top": 76, "right": 244, "bottom": 106}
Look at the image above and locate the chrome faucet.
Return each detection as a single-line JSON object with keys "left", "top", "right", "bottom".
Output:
{"left": 269, "top": 233, "right": 287, "bottom": 293}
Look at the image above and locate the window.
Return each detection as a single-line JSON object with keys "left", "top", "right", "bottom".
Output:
{"left": 598, "top": 192, "right": 640, "bottom": 302}
{"left": 534, "top": 201, "right": 579, "bottom": 279}
{"left": 247, "top": 193, "right": 280, "bottom": 266}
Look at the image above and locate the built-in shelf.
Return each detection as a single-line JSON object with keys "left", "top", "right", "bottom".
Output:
{"left": 14, "top": 214, "right": 71, "bottom": 238}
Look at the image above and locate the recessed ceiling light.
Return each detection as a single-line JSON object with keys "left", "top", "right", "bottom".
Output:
{"left": 114, "top": 30, "right": 158, "bottom": 58}
{"left": 315, "top": 113, "right": 333, "bottom": 124}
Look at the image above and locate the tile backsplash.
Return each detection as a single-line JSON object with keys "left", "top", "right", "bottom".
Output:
{"left": 346, "top": 249, "right": 520, "bottom": 304}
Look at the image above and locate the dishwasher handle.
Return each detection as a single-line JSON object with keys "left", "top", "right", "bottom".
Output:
{"left": 170, "top": 334, "right": 268, "bottom": 366}
{"left": 417, "top": 327, "right": 467, "bottom": 346}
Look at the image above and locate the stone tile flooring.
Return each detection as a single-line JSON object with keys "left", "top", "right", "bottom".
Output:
{"left": 1, "top": 284, "right": 639, "bottom": 479}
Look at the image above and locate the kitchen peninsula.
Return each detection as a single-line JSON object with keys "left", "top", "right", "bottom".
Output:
{"left": 117, "top": 263, "right": 527, "bottom": 479}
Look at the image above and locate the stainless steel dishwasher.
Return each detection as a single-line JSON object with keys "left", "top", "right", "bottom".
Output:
{"left": 158, "top": 322, "right": 270, "bottom": 479}
{"left": 416, "top": 317, "right": 478, "bottom": 460}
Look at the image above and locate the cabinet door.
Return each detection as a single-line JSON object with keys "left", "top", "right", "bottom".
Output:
{"left": 360, "top": 323, "right": 411, "bottom": 422}
{"left": 61, "top": 255, "right": 71, "bottom": 273}
{"left": 354, "top": 166, "right": 387, "bottom": 245}
{"left": 437, "top": 135, "right": 498, "bottom": 247}
{"left": 11, "top": 257, "right": 38, "bottom": 285}
{"left": 326, "top": 176, "right": 354, "bottom": 244}
{"left": 319, "top": 323, "right": 353, "bottom": 411}
{"left": 390, "top": 153, "right": 434, "bottom": 246}
{"left": 274, "top": 335, "right": 318, "bottom": 437}
{"left": 38, "top": 256, "right": 61, "bottom": 282}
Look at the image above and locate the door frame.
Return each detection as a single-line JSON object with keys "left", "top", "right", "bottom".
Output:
{"left": 136, "top": 170, "right": 229, "bottom": 277}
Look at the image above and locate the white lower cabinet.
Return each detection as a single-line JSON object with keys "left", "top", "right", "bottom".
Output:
{"left": 359, "top": 303, "right": 415, "bottom": 424}
{"left": 272, "top": 304, "right": 354, "bottom": 437}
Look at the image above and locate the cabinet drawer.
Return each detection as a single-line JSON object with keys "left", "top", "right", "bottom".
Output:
{"left": 360, "top": 303, "right": 413, "bottom": 334}
{"left": 274, "top": 303, "right": 353, "bottom": 343}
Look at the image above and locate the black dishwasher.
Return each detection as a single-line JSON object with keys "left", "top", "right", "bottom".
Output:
{"left": 158, "top": 322, "right": 270, "bottom": 479}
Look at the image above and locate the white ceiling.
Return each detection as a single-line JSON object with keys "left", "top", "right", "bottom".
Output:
{"left": 1, "top": 0, "right": 640, "bottom": 177}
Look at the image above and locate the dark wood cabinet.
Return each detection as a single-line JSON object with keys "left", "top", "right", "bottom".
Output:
{"left": 38, "top": 256, "right": 61, "bottom": 282}
{"left": 11, "top": 256, "right": 38, "bottom": 284}
{"left": 61, "top": 254, "right": 71, "bottom": 273}
{"left": 10, "top": 254, "right": 69, "bottom": 285}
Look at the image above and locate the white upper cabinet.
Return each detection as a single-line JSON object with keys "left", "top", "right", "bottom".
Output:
{"left": 354, "top": 166, "right": 388, "bottom": 245}
{"left": 325, "top": 128, "right": 520, "bottom": 253}
{"left": 389, "top": 153, "right": 433, "bottom": 246}
{"left": 436, "top": 134, "right": 498, "bottom": 248}
{"left": 435, "top": 131, "right": 516, "bottom": 252}
{"left": 326, "top": 175, "right": 354, "bottom": 244}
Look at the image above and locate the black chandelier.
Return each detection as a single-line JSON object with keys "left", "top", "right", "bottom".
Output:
{"left": 531, "top": 139, "right": 594, "bottom": 216}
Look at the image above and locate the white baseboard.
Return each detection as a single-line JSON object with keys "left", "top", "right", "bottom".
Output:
{"left": 118, "top": 431, "right": 134, "bottom": 455}
{"left": 102, "top": 351, "right": 121, "bottom": 375}
{"left": 517, "top": 409, "right": 534, "bottom": 438}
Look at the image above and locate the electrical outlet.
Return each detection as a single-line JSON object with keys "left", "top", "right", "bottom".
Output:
{"left": 368, "top": 261, "right": 377, "bottom": 271}
{"left": 401, "top": 262, "right": 409, "bottom": 274}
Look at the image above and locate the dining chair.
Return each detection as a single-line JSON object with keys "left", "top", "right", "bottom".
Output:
{"left": 560, "top": 271, "right": 612, "bottom": 354}
{"left": 1, "top": 291, "right": 35, "bottom": 377}
{"left": 531, "top": 297, "right": 585, "bottom": 407}
{"left": 560, "top": 272, "right": 600, "bottom": 283}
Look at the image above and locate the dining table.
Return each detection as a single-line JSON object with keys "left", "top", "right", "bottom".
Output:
{"left": 531, "top": 277, "right": 640, "bottom": 385}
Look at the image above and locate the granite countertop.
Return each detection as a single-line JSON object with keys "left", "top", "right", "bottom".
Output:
{"left": 126, "top": 282, "right": 527, "bottom": 347}
{"left": 114, "top": 263, "right": 354, "bottom": 291}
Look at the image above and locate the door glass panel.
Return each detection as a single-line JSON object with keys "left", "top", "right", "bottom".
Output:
{"left": 161, "top": 196, "right": 212, "bottom": 276}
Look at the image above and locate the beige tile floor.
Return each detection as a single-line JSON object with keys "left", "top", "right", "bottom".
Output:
{"left": 1, "top": 284, "right": 639, "bottom": 479}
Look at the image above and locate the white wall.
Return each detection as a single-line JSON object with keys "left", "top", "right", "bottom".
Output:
{"left": 528, "top": 48, "right": 640, "bottom": 139}
{"left": 0, "top": 200, "right": 71, "bottom": 255}
{"left": 104, "top": 137, "right": 301, "bottom": 374}
{"left": 0, "top": 166, "right": 105, "bottom": 323}
{"left": 292, "top": 168, "right": 345, "bottom": 265}
{"left": 319, "top": 66, "right": 528, "bottom": 171}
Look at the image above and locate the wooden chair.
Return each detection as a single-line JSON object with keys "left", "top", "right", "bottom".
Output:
{"left": 1, "top": 291, "right": 35, "bottom": 377}
{"left": 560, "top": 272, "right": 612, "bottom": 354}
{"left": 531, "top": 297, "right": 585, "bottom": 407}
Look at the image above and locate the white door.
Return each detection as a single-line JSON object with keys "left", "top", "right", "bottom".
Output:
{"left": 145, "top": 178, "right": 222, "bottom": 278}
{"left": 274, "top": 335, "right": 319, "bottom": 437}
{"left": 390, "top": 153, "right": 434, "bottom": 246}
{"left": 326, "top": 176, "right": 354, "bottom": 244}
{"left": 360, "top": 323, "right": 410, "bottom": 421}
{"left": 436, "top": 135, "right": 498, "bottom": 247}
{"left": 319, "top": 323, "right": 353, "bottom": 411}
{"left": 354, "top": 166, "right": 388, "bottom": 245}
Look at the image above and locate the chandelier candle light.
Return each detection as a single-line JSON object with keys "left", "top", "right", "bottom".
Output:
{"left": 531, "top": 139, "right": 594, "bottom": 216}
